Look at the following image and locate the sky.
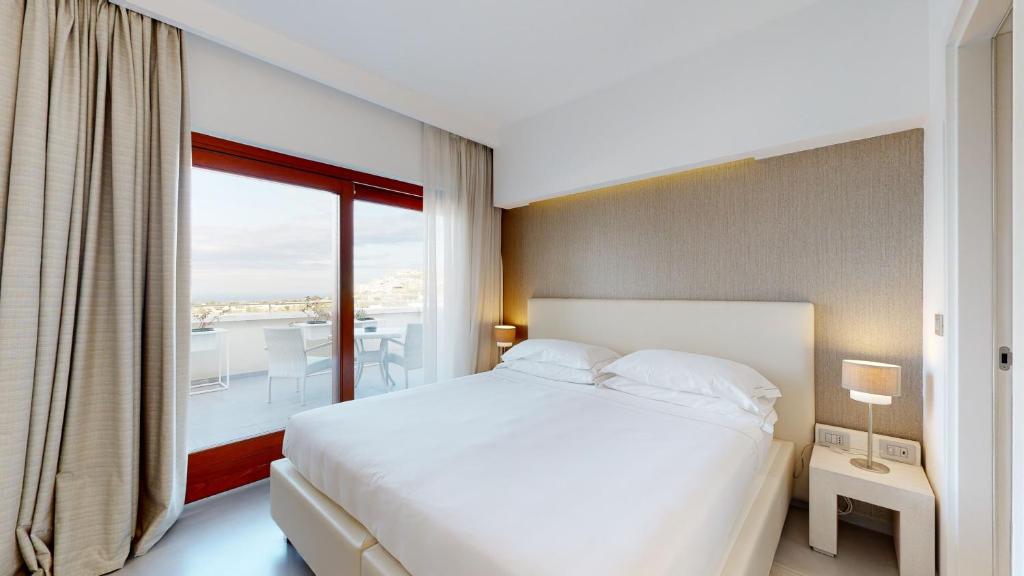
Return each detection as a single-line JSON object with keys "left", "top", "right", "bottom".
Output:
{"left": 191, "top": 168, "right": 423, "bottom": 302}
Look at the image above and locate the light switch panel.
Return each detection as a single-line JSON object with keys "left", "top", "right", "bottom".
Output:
{"left": 879, "top": 439, "right": 916, "bottom": 464}
{"left": 934, "top": 313, "right": 944, "bottom": 336}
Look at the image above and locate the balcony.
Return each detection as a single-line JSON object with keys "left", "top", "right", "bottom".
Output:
{"left": 188, "top": 307, "right": 423, "bottom": 452}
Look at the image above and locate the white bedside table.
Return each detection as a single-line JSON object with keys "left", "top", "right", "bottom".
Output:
{"left": 809, "top": 444, "right": 935, "bottom": 576}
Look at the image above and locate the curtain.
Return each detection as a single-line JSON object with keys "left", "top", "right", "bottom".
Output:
{"left": 422, "top": 125, "right": 502, "bottom": 382}
{"left": 0, "top": 1, "right": 191, "bottom": 574}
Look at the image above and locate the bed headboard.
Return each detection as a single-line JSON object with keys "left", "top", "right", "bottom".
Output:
{"left": 527, "top": 298, "right": 815, "bottom": 449}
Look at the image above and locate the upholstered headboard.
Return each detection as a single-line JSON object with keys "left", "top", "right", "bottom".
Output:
{"left": 527, "top": 298, "right": 815, "bottom": 450}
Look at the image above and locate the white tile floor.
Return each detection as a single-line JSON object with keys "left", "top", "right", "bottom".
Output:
{"left": 116, "top": 482, "right": 899, "bottom": 576}
{"left": 116, "top": 481, "right": 312, "bottom": 576}
{"left": 188, "top": 365, "right": 424, "bottom": 452}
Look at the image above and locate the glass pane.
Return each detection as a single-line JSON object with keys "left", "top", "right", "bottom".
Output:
{"left": 353, "top": 200, "right": 425, "bottom": 398}
{"left": 188, "top": 168, "right": 339, "bottom": 452}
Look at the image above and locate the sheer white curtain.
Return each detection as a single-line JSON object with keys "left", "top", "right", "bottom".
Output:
{"left": 422, "top": 125, "right": 502, "bottom": 382}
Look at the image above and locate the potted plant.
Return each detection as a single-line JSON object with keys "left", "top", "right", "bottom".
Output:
{"left": 301, "top": 296, "right": 331, "bottom": 324}
{"left": 191, "top": 305, "right": 227, "bottom": 352}
{"left": 356, "top": 308, "right": 377, "bottom": 332}
{"left": 192, "top": 306, "right": 226, "bottom": 332}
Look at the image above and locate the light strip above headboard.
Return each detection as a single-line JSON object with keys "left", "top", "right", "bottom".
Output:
{"left": 527, "top": 298, "right": 815, "bottom": 449}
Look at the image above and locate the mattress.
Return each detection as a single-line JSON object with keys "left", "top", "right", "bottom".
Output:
{"left": 283, "top": 369, "right": 773, "bottom": 576}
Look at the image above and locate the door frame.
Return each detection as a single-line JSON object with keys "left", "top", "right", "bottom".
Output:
{"left": 943, "top": 0, "right": 1014, "bottom": 573}
{"left": 185, "top": 133, "right": 422, "bottom": 502}
{"left": 994, "top": 14, "right": 1014, "bottom": 576}
{"left": 1013, "top": 5, "right": 1024, "bottom": 575}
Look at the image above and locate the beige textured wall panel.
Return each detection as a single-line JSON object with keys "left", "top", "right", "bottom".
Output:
{"left": 502, "top": 130, "right": 923, "bottom": 442}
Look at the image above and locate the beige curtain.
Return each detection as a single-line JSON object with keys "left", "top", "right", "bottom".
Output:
{"left": 422, "top": 125, "right": 502, "bottom": 381}
{"left": 0, "top": 1, "right": 190, "bottom": 575}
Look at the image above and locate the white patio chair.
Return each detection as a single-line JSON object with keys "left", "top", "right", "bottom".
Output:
{"left": 264, "top": 327, "right": 331, "bottom": 405}
{"left": 385, "top": 323, "right": 423, "bottom": 389}
{"left": 355, "top": 337, "right": 388, "bottom": 389}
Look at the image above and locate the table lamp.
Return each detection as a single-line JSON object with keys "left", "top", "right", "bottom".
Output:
{"left": 842, "top": 359, "right": 901, "bottom": 474}
{"left": 493, "top": 325, "right": 516, "bottom": 355}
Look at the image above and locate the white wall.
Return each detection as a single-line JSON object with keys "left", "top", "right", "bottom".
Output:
{"left": 188, "top": 34, "right": 422, "bottom": 184}
{"left": 116, "top": 0, "right": 498, "bottom": 145}
{"left": 493, "top": 0, "right": 929, "bottom": 208}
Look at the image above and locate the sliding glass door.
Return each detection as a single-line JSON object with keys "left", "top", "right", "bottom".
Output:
{"left": 186, "top": 134, "right": 421, "bottom": 501}
{"left": 188, "top": 167, "right": 339, "bottom": 452}
{"left": 353, "top": 199, "right": 425, "bottom": 397}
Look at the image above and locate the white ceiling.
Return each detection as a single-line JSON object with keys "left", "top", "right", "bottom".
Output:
{"left": 189, "top": 0, "right": 819, "bottom": 134}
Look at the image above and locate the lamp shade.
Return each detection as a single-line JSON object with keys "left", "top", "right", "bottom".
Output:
{"left": 493, "top": 325, "right": 516, "bottom": 348}
{"left": 842, "top": 359, "right": 901, "bottom": 405}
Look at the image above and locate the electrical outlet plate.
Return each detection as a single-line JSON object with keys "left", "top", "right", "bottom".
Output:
{"left": 878, "top": 439, "right": 916, "bottom": 465}
{"left": 816, "top": 427, "right": 850, "bottom": 448}
{"left": 814, "top": 423, "right": 922, "bottom": 466}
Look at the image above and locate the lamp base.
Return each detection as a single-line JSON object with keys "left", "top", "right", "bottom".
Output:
{"left": 850, "top": 457, "right": 890, "bottom": 474}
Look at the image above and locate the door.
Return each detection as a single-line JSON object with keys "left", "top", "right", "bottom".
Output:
{"left": 188, "top": 166, "right": 341, "bottom": 451}
{"left": 184, "top": 134, "right": 421, "bottom": 501}
{"left": 995, "top": 10, "right": 1014, "bottom": 576}
{"left": 352, "top": 197, "right": 425, "bottom": 396}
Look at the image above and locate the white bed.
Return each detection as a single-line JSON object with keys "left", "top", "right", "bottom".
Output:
{"left": 271, "top": 298, "right": 814, "bottom": 576}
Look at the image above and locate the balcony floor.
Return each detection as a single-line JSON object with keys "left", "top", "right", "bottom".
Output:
{"left": 188, "top": 364, "right": 424, "bottom": 453}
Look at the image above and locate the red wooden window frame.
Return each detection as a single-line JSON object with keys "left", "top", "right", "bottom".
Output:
{"left": 185, "top": 133, "right": 422, "bottom": 503}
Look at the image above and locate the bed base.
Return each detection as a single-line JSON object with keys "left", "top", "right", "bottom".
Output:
{"left": 270, "top": 440, "right": 794, "bottom": 576}
{"left": 721, "top": 441, "right": 796, "bottom": 575}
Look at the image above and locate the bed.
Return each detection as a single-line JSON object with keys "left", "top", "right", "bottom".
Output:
{"left": 270, "top": 298, "right": 815, "bottom": 576}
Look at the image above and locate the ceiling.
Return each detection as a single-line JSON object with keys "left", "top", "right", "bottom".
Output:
{"left": 190, "top": 0, "right": 819, "bottom": 136}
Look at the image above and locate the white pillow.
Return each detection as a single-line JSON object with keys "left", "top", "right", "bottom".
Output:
{"left": 600, "top": 376, "right": 778, "bottom": 433}
{"left": 500, "top": 338, "right": 620, "bottom": 371}
{"left": 600, "top": 349, "right": 780, "bottom": 416}
{"left": 496, "top": 359, "right": 607, "bottom": 385}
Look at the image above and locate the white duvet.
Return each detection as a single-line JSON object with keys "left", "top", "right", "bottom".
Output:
{"left": 283, "top": 369, "right": 771, "bottom": 576}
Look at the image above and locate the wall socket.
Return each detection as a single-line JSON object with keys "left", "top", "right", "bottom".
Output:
{"left": 878, "top": 439, "right": 916, "bottom": 465}
{"left": 816, "top": 428, "right": 850, "bottom": 448}
{"left": 814, "top": 423, "right": 921, "bottom": 466}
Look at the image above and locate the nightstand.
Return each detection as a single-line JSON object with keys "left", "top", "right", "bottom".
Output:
{"left": 809, "top": 444, "right": 935, "bottom": 576}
